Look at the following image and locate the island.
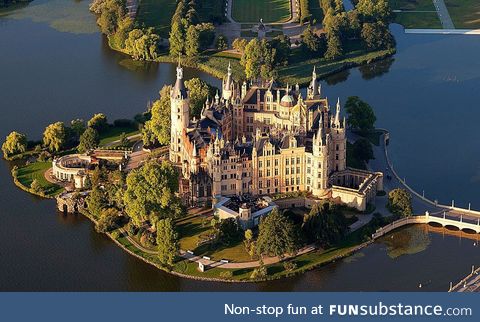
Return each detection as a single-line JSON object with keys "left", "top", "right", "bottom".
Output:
{"left": 2, "top": 58, "right": 419, "bottom": 281}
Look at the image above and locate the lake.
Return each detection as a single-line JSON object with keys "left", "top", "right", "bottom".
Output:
{"left": 0, "top": 0, "right": 479, "bottom": 291}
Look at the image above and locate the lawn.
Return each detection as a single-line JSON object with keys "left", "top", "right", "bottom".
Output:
{"left": 16, "top": 162, "right": 63, "bottom": 196}
{"left": 388, "top": 0, "right": 442, "bottom": 29}
{"left": 445, "top": 0, "right": 480, "bottom": 29}
{"left": 136, "top": 0, "right": 177, "bottom": 38}
{"left": 389, "top": 0, "right": 435, "bottom": 11}
{"left": 98, "top": 126, "right": 140, "bottom": 147}
{"left": 176, "top": 214, "right": 252, "bottom": 262}
{"left": 277, "top": 44, "right": 395, "bottom": 86}
{"left": 232, "top": 0, "right": 292, "bottom": 23}
{"left": 393, "top": 11, "right": 442, "bottom": 29}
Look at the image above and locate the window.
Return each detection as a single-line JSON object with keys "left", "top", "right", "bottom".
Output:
{"left": 307, "top": 177, "right": 311, "bottom": 185}
{"left": 259, "top": 161, "right": 263, "bottom": 168}
{"left": 307, "top": 167, "right": 311, "bottom": 174}
{"left": 259, "top": 181, "right": 263, "bottom": 188}
{"left": 336, "top": 144, "right": 339, "bottom": 151}
{"left": 231, "top": 184, "right": 236, "bottom": 190}
{"left": 286, "top": 168, "right": 289, "bottom": 175}
{"left": 336, "top": 154, "right": 339, "bottom": 161}
{"left": 286, "top": 159, "right": 289, "bottom": 166}
{"left": 307, "top": 158, "right": 311, "bottom": 164}
{"left": 296, "top": 167, "right": 300, "bottom": 174}
{"left": 296, "top": 157, "right": 300, "bottom": 164}
{"left": 221, "top": 185, "right": 227, "bottom": 191}
{"left": 267, "top": 169, "right": 271, "bottom": 177}
{"left": 267, "top": 180, "right": 271, "bottom": 187}
{"left": 285, "top": 179, "right": 289, "bottom": 186}
{"left": 267, "top": 160, "right": 270, "bottom": 167}
{"left": 296, "top": 177, "right": 300, "bottom": 184}
{"left": 259, "top": 171, "right": 263, "bottom": 178}
{"left": 274, "top": 168, "right": 278, "bottom": 176}
{"left": 291, "top": 157, "right": 295, "bottom": 164}
{"left": 274, "top": 159, "right": 279, "bottom": 166}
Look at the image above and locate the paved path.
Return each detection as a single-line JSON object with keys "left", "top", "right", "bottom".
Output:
{"left": 432, "top": 0, "right": 455, "bottom": 29}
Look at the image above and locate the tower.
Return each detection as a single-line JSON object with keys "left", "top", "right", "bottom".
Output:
{"left": 330, "top": 98, "right": 346, "bottom": 173}
{"left": 307, "top": 66, "right": 321, "bottom": 100}
{"left": 170, "top": 60, "right": 190, "bottom": 164}
{"left": 222, "top": 62, "right": 234, "bottom": 101}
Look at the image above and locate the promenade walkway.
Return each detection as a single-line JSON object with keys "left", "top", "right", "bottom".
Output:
{"left": 432, "top": 0, "right": 454, "bottom": 29}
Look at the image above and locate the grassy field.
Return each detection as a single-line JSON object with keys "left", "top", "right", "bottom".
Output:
{"left": 389, "top": 0, "right": 435, "bottom": 11}
{"left": 445, "top": 0, "right": 480, "bottom": 29}
{"left": 388, "top": 0, "right": 441, "bottom": 29}
{"left": 176, "top": 214, "right": 252, "bottom": 262}
{"left": 16, "top": 162, "right": 63, "bottom": 197}
{"left": 98, "top": 126, "right": 140, "bottom": 146}
{"left": 232, "top": 0, "right": 292, "bottom": 23}
{"left": 136, "top": 0, "right": 177, "bottom": 38}
{"left": 278, "top": 45, "right": 395, "bottom": 86}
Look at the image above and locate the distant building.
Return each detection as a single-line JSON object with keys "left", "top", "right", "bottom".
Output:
{"left": 170, "top": 62, "right": 383, "bottom": 212}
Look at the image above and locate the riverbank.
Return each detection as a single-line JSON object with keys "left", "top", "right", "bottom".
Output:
{"left": 77, "top": 203, "right": 387, "bottom": 283}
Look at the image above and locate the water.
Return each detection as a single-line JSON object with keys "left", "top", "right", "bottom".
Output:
{"left": 1, "top": 0, "right": 480, "bottom": 291}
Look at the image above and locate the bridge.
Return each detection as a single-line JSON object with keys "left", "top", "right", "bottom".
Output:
{"left": 449, "top": 266, "right": 480, "bottom": 292}
{"left": 372, "top": 212, "right": 480, "bottom": 240}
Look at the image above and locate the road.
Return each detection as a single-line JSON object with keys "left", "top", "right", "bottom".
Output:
{"left": 432, "top": 0, "right": 455, "bottom": 29}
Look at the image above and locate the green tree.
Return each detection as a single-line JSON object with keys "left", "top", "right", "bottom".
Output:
{"left": 88, "top": 113, "right": 108, "bottom": 133}
{"left": 70, "top": 119, "right": 86, "bottom": 141}
{"left": 324, "top": 33, "right": 343, "bottom": 60}
{"left": 185, "top": 78, "right": 217, "bottom": 118}
{"left": 2, "top": 131, "right": 27, "bottom": 159}
{"left": 352, "top": 138, "right": 374, "bottom": 163}
{"left": 169, "top": 19, "right": 185, "bottom": 56}
{"left": 96, "top": 207, "right": 120, "bottom": 233}
{"left": 345, "top": 96, "right": 376, "bottom": 133}
{"left": 125, "top": 28, "right": 160, "bottom": 61}
{"left": 218, "top": 218, "right": 241, "bottom": 245}
{"left": 232, "top": 38, "right": 248, "bottom": 53}
{"left": 87, "top": 186, "right": 107, "bottom": 218}
{"left": 156, "top": 218, "right": 179, "bottom": 267}
{"left": 387, "top": 188, "right": 413, "bottom": 217}
{"left": 302, "top": 201, "right": 349, "bottom": 247}
{"left": 185, "top": 24, "right": 200, "bottom": 57}
{"left": 43, "top": 122, "right": 66, "bottom": 152}
{"left": 142, "top": 85, "right": 172, "bottom": 146}
{"left": 215, "top": 35, "right": 228, "bottom": 50}
{"left": 123, "top": 160, "right": 184, "bottom": 226}
{"left": 361, "top": 22, "right": 395, "bottom": 50}
{"left": 78, "top": 127, "right": 99, "bottom": 153}
{"left": 301, "top": 26, "right": 320, "bottom": 52}
{"left": 256, "top": 208, "right": 300, "bottom": 258}
{"left": 356, "top": 0, "right": 391, "bottom": 23}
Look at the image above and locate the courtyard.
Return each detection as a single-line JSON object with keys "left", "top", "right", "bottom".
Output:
{"left": 231, "top": 0, "right": 292, "bottom": 23}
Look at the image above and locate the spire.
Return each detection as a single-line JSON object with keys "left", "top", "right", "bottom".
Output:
{"left": 172, "top": 56, "right": 187, "bottom": 99}
{"left": 215, "top": 90, "right": 220, "bottom": 104}
{"left": 192, "top": 144, "right": 197, "bottom": 157}
{"left": 335, "top": 98, "right": 341, "bottom": 125}
{"left": 227, "top": 62, "right": 232, "bottom": 76}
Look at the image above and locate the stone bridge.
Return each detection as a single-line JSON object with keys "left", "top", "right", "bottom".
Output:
{"left": 372, "top": 211, "right": 480, "bottom": 239}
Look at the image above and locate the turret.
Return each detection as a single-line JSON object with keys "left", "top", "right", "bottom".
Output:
{"left": 307, "top": 66, "right": 320, "bottom": 99}
{"left": 334, "top": 98, "right": 341, "bottom": 127}
{"left": 169, "top": 59, "right": 190, "bottom": 164}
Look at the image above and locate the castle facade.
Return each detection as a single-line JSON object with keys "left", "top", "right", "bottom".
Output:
{"left": 170, "top": 63, "right": 383, "bottom": 211}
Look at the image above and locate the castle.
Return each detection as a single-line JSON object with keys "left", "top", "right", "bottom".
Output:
{"left": 170, "top": 62, "right": 383, "bottom": 212}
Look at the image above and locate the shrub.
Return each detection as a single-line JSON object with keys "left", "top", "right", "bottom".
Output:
{"left": 250, "top": 266, "right": 268, "bottom": 279}
{"left": 283, "top": 261, "right": 298, "bottom": 272}
{"left": 219, "top": 271, "right": 233, "bottom": 279}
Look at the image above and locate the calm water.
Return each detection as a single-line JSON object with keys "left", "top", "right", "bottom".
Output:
{"left": 1, "top": 0, "right": 480, "bottom": 291}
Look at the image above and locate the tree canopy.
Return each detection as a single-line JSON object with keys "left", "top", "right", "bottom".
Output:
{"left": 156, "top": 218, "right": 179, "bottom": 267}
{"left": 43, "top": 122, "right": 66, "bottom": 152}
{"left": 185, "top": 78, "right": 217, "bottom": 118}
{"left": 388, "top": 188, "right": 413, "bottom": 217}
{"left": 256, "top": 208, "right": 300, "bottom": 257}
{"left": 345, "top": 96, "right": 376, "bottom": 133}
{"left": 302, "top": 201, "right": 349, "bottom": 247}
{"left": 123, "top": 160, "right": 184, "bottom": 226}
{"left": 87, "top": 113, "right": 108, "bottom": 133}
{"left": 352, "top": 138, "right": 374, "bottom": 164}
{"left": 2, "top": 131, "right": 27, "bottom": 159}
{"left": 78, "top": 127, "right": 100, "bottom": 153}
{"left": 142, "top": 85, "right": 172, "bottom": 146}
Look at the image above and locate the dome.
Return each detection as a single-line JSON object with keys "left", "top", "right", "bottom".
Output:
{"left": 280, "top": 94, "right": 296, "bottom": 107}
